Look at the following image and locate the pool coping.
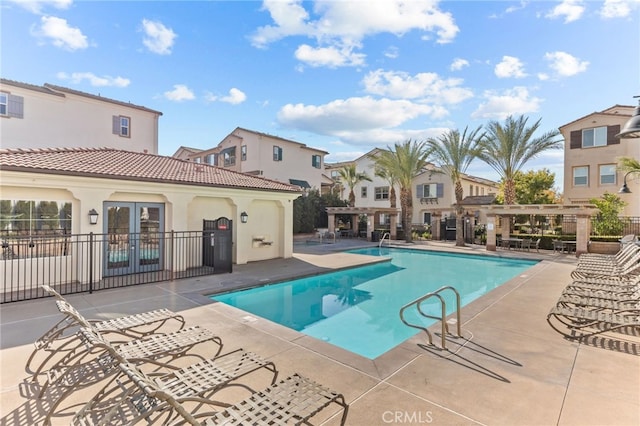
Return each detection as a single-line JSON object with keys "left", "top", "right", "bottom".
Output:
{"left": 202, "top": 244, "right": 549, "bottom": 380}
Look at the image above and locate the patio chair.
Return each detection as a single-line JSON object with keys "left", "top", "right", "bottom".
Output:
{"left": 555, "top": 293, "right": 639, "bottom": 311}
{"left": 80, "top": 362, "right": 349, "bottom": 426}
{"left": 41, "top": 324, "right": 223, "bottom": 425}
{"left": 71, "top": 347, "right": 278, "bottom": 426}
{"left": 521, "top": 238, "right": 532, "bottom": 251}
{"left": 570, "top": 249, "right": 640, "bottom": 280}
{"left": 562, "top": 286, "right": 640, "bottom": 302}
{"left": 576, "top": 243, "right": 640, "bottom": 267}
{"left": 27, "top": 285, "right": 185, "bottom": 374}
{"left": 546, "top": 304, "right": 640, "bottom": 339}
{"left": 552, "top": 239, "right": 565, "bottom": 253}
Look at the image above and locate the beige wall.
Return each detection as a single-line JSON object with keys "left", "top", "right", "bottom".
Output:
{"left": 561, "top": 106, "right": 639, "bottom": 216}
{"left": 191, "top": 128, "right": 327, "bottom": 189}
{"left": 1, "top": 170, "right": 299, "bottom": 274}
{"left": 0, "top": 81, "right": 160, "bottom": 154}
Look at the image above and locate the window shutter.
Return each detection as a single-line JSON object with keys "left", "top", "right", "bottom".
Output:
{"left": 569, "top": 130, "right": 581, "bottom": 149}
{"left": 436, "top": 183, "right": 444, "bottom": 197}
{"left": 112, "top": 116, "right": 120, "bottom": 134}
{"left": 416, "top": 184, "right": 424, "bottom": 198}
{"left": 607, "top": 125, "right": 621, "bottom": 145}
{"left": 7, "top": 94, "right": 24, "bottom": 118}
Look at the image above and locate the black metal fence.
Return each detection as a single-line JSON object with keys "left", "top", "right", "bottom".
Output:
{"left": 1, "top": 231, "right": 220, "bottom": 303}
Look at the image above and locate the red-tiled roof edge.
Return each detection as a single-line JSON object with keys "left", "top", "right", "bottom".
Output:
{"left": 0, "top": 147, "right": 302, "bottom": 193}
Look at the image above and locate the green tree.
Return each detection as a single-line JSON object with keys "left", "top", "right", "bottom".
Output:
{"left": 337, "top": 164, "right": 372, "bottom": 207}
{"left": 512, "top": 169, "right": 556, "bottom": 205}
{"left": 590, "top": 192, "right": 626, "bottom": 236}
{"left": 478, "top": 115, "right": 562, "bottom": 205}
{"left": 292, "top": 190, "right": 348, "bottom": 233}
{"left": 374, "top": 140, "right": 430, "bottom": 243}
{"left": 426, "top": 126, "right": 484, "bottom": 247}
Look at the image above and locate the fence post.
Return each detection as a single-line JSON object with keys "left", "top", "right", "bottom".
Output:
{"left": 170, "top": 230, "right": 175, "bottom": 280}
{"left": 89, "top": 232, "right": 94, "bottom": 294}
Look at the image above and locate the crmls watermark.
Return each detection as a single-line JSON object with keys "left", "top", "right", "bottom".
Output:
{"left": 382, "top": 410, "right": 434, "bottom": 424}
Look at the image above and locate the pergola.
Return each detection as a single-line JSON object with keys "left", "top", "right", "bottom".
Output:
{"left": 481, "top": 204, "right": 599, "bottom": 255}
{"left": 325, "top": 207, "right": 400, "bottom": 240}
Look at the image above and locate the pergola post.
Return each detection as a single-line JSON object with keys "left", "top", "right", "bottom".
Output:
{"left": 486, "top": 214, "right": 497, "bottom": 251}
{"left": 575, "top": 213, "right": 591, "bottom": 256}
{"left": 390, "top": 214, "right": 397, "bottom": 239}
{"left": 327, "top": 213, "right": 336, "bottom": 234}
{"left": 431, "top": 212, "right": 442, "bottom": 240}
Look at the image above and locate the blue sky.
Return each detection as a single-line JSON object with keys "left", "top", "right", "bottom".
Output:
{"left": 2, "top": 0, "right": 639, "bottom": 191}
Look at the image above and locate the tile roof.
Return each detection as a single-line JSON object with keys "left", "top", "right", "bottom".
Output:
{"left": 0, "top": 147, "right": 301, "bottom": 193}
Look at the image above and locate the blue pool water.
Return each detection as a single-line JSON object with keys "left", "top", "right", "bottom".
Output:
{"left": 212, "top": 248, "right": 537, "bottom": 359}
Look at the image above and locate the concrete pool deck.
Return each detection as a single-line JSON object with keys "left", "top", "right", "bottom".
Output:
{"left": 1, "top": 239, "right": 638, "bottom": 425}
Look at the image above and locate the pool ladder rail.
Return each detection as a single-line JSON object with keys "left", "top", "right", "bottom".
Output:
{"left": 399, "top": 286, "right": 462, "bottom": 350}
{"left": 378, "top": 232, "right": 390, "bottom": 248}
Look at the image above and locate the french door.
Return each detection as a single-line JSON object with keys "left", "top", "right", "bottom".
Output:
{"left": 103, "top": 202, "right": 164, "bottom": 277}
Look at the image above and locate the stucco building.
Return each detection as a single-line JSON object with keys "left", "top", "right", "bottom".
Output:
{"left": 559, "top": 105, "right": 639, "bottom": 216}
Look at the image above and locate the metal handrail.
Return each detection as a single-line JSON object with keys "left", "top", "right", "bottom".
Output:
{"left": 379, "top": 232, "right": 390, "bottom": 248}
{"left": 399, "top": 285, "right": 461, "bottom": 349}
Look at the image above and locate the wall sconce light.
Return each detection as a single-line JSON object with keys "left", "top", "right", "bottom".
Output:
{"left": 619, "top": 171, "right": 633, "bottom": 194}
{"left": 88, "top": 208, "right": 99, "bottom": 225}
{"left": 616, "top": 96, "right": 640, "bottom": 139}
{"left": 240, "top": 211, "right": 248, "bottom": 223}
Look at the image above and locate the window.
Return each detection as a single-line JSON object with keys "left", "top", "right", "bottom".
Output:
{"left": 112, "top": 115, "right": 131, "bottom": 137}
{"left": 582, "top": 127, "right": 607, "bottom": 148}
{"left": 599, "top": 164, "right": 616, "bottom": 185}
{"left": 573, "top": 166, "right": 588, "bottom": 186}
{"left": 0, "top": 92, "right": 7, "bottom": 116}
{"left": 330, "top": 170, "right": 340, "bottom": 180}
{"left": 241, "top": 145, "right": 247, "bottom": 161}
{"left": 273, "top": 146, "right": 282, "bottom": 161}
{"left": 469, "top": 184, "right": 473, "bottom": 197}
{"left": 204, "top": 154, "right": 216, "bottom": 165}
{"left": 0, "top": 92, "right": 24, "bottom": 118}
{"left": 312, "top": 154, "right": 321, "bottom": 169}
{"left": 194, "top": 157, "right": 201, "bottom": 163}
{"left": 375, "top": 186, "right": 389, "bottom": 200}
{"left": 423, "top": 212, "right": 431, "bottom": 224}
{"left": 361, "top": 187, "right": 368, "bottom": 198}
{"left": 221, "top": 147, "right": 236, "bottom": 166}
{"left": 0, "top": 199, "right": 72, "bottom": 240}
{"left": 418, "top": 183, "right": 442, "bottom": 198}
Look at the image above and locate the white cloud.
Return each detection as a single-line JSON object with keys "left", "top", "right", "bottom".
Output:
{"left": 163, "top": 84, "right": 195, "bottom": 102}
{"left": 546, "top": 0, "right": 585, "bottom": 23}
{"left": 56, "top": 72, "right": 130, "bottom": 87}
{"left": 141, "top": 19, "right": 176, "bottom": 55}
{"left": 277, "top": 96, "right": 448, "bottom": 146}
{"left": 204, "top": 88, "right": 247, "bottom": 105}
{"left": 251, "top": 0, "right": 458, "bottom": 68}
{"left": 544, "top": 51, "right": 589, "bottom": 77}
{"left": 294, "top": 43, "right": 366, "bottom": 68}
{"left": 600, "top": 0, "right": 633, "bottom": 18}
{"left": 384, "top": 46, "right": 399, "bottom": 59}
{"left": 450, "top": 58, "right": 469, "bottom": 71}
{"left": 471, "top": 87, "right": 542, "bottom": 119}
{"left": 33, "top": 16, "right": 88, "bottom": 50}
{"left": 494, "top": 56, "right": 527, "bottom": 78}
{"left": 9, "top": 0, "right": 71, "bottom": 14}
{"left": 220, "top": 88, "right": 247, "bottom": 105}
{"left": 362, "top": 69, "right": 473, "bottom": 105}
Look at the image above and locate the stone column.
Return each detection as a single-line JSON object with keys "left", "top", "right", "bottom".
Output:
{"left": 486, "top": 214, "right": 497, "bottom": 251}
{"left": 575, "top": 213, "right": 591, "bottom": 256}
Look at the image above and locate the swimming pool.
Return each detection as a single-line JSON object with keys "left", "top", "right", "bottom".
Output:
{"left": 212, "top": 248, "right": 537, "bottom": 359}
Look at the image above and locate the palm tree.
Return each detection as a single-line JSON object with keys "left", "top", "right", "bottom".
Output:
{"left": 374, "top": 164, "right": 397, "bottom": 209}
{"left": 374, "top": 140, "right": 430, "bottom": 243}
{"left": 426, "top": 126, "right": 485, "bottom": 247}
{"left": 337, "top": 164, "right": 371, "bottom": 207}
{"left": 478, "top": 115, "right": 562, "bottom": 205}
{"left": 619, "top": 156, "right": 640, "bottom": 174}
